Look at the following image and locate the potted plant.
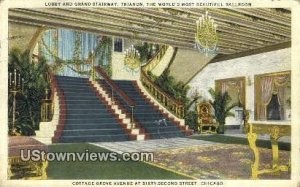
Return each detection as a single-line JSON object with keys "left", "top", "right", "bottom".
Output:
{"left": 208, "top": 88, "right": 239, "bottom": 134}
{"left": 8, "top": 49, "right": 49, "bottom": 135}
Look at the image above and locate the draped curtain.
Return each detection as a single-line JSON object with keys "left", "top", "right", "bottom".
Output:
{"left": 258, "top": 74, "right": 290, "bottom": 120}
{"left": 40, "top": 29, "right": 104, "bottom": 77}
{"left": 220, "top": 79, "right": 245, "bottom": 106}
{"left": 259, "top": 77, "right": 274, "bottom": 120}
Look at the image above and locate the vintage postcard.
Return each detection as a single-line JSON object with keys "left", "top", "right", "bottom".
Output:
{"left": 0, "top": 0, "right": 299, "bottom": 186}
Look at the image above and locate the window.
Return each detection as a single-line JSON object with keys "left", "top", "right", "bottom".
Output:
{"left": 215, "top": 77, "right": 246, "bottom": 107}
{"left": 267, "top": 94, "right": 281, "bottom": 120}
{"left": 114, "top": 38, "right": 123, "bottom": 52}
{"left": 255, "top": 71, "right": 291, "bottom": 121}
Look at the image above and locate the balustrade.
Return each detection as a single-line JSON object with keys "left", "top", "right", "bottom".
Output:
{"left": 140, "top": 45, "right": 184, "bottom": 118}
{"left": 140, "top": 70, "right": 184, "bottom": 118}
{"left": 41, "top": 70, "right": 54, "bottom": 122}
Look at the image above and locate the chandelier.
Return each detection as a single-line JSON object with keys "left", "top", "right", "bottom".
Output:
{"left": 195, "top": 10, "right": 219, "bottom": 55}
{"left": 124, "top": 45, "right": 141, "bottom": 73}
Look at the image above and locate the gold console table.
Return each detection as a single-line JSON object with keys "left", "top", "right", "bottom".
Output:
{"left": 246, "top": 121, "right": 291, "bottom": 179}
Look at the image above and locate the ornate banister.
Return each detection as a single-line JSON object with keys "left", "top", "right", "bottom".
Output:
{"left": 140, "top": 68, "right": 184, "bottom": 119}
{"left": 141, "top": 45, "right": 169, "bottom": 73}
{"left": 40, "top": 67, "right": 54, "bottom": 122}
{"left": 40, "top": 89, "right": 53, "bottom": 122}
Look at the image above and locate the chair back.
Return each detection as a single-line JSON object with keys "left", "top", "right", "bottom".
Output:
{"left": 197, "top": 102, "right": 215, "bottom": 124}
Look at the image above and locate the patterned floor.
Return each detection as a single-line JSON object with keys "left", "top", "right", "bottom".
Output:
{"left": 92, "top": 138, "right": 290, "bottom": 179}
{"left": 151, "top": 144, "right": 290, "bottom": 179}
{"left": 90, "top": 137, "right": 218, "bottom": 154}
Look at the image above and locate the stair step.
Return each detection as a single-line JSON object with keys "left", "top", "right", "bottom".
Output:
{"left": 62, "top": 129, "right": 125, "bottom": 136}
{"left": 62, "top": 91, "right": 99, "bottom": 95}
{"left": 54, "top": 75, "right": 188, "bottom": 143}
{"left": 142, "top": 126, "right": 180, "bottom": 131}
{"left": 62, "top": 113, "right": 115, "bottom": 119}
{"left": 63, "top": 99, "right": 102, "bottom": 101}
{"left": 62, "top": 109, "right": 112, "bottom": 114}
{"left": 59, "top": 88, "right": 94, "bottom": 92}
{"left": 59, "top": 134, "right": 130, "bottom": 143}
{"left": 64, "top": 106, "right": 109, "bottom": 110}
{"left": 57, "top": 85, "right": 92, "bottom": 89}
{"left": 64, "top": 123, "right": 123, "bottom": 130}
{"left": 65, "top": 118, "right": 118, "bottom": 124}
{"left": 149, "top": 132, "right": 185, "bottom": 139}
{"left": 63, "top": 100, "right": 104, "bottom": 105}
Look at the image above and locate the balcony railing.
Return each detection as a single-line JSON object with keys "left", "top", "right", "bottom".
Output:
{"left": 140, "top": 46, "right": 184, "bottom": 118}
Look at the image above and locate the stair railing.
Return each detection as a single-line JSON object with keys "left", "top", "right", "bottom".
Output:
{"left": 140, "top": 70, "right": 184, "bottom": 118}
{"left": 40, "top": 67, "right": 54, "bottom": 122}
{"left": 41, "top": 89, "right": 53, "bottom": 122}
{"left": 140, "top": 45, "right": 184, "bottom": 118}
{"left": 94, "top": 66, "right": 136, "bottom": 127}
{"left": 141, "top": 45, "right": 168, "bottom": 72}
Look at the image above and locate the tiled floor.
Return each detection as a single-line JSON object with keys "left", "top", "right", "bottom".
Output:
{"left": 90, "top": 138, "right": 218, "bottom": 154}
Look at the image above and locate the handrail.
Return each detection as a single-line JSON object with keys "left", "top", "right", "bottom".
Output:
{"left": 140, "top": 69, "right": 185, "bottom": 119}
{"left": 139, "top": 45, "right": 185, "bottom": 118}
{"left": 141, "top": 45, "right": 169, "bottom": 72}
{"left": 94, "top": 66, "right": 136, "bottom": 107}
{"left": 41, "top": 66, "right": 54, "bottom": 122}
{"left": 141, "top": 71, "right": 183, "bottom": 106}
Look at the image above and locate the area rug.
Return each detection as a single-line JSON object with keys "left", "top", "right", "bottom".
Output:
{"left": 150, "top": 144, "right": 290, "bottom": 179}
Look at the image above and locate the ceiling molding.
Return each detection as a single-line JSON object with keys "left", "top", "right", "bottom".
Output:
{"left": 8, "top": 8, "right": 291, "bottom": 56}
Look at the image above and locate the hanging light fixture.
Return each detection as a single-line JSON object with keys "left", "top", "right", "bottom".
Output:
{"left": 195, "top": 9, "right": 219, "bottom": 56}
{"left": 124, "top": 45, "right": 141, "bottom": 73}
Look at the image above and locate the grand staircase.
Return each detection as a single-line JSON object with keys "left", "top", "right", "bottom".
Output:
{"left": 115, "top": 80, "right": 185, "bottom": 139}
{"left": 37, "top": 45, "right": 193, "bottom": 144}
{"left": 99, "top": 79, "right": 189, "bottom": 139}
{"left": 47, "top": 75, "right": 190, "bottom": 143}
{"left": 53, "top": 76, "right": 130, "bottom": 143}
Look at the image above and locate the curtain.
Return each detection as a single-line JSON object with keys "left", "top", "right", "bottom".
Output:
{"left": 274, "top": 75, "right": 289, "bottom": 120}
{"left": 221, "top": 82, "right": 229, "bottom": 95}
{"left": 258, "top": 74, "right": 290, "bottom": 120}
{"left": 259, "top": 76, "right": 273, "bottom": 120}
{"left": 220, "top": 79, "right": 244, "bottom": 105}
{"left": 40, "top": 29, "right": 101, "bottom": 77}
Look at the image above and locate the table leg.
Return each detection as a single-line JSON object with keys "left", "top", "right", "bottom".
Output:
{"left": 41, "top": 160, "right": 48, "bottom": 179}
{"left": 247, "top": 132, "right": 259, "bottom": 179}
{"left": 7, "top": 162, "right": 13, "bottom": 179}
{"left": 270, "top": 127, "right": 280, "bottom": 175}
{"left": 270, "top": 136, "right": 279, "bottom": 174}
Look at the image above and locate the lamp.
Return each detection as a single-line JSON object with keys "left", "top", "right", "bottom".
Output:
{"left": 8, "top": 69, "right": 24, "bottom": 135}
{"left": 124, "top": 45, "right": 141, "bottom": 73}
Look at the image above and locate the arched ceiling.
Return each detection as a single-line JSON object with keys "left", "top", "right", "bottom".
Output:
{"left": 8, "top": 8, "right": 291, "bottom": 55}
